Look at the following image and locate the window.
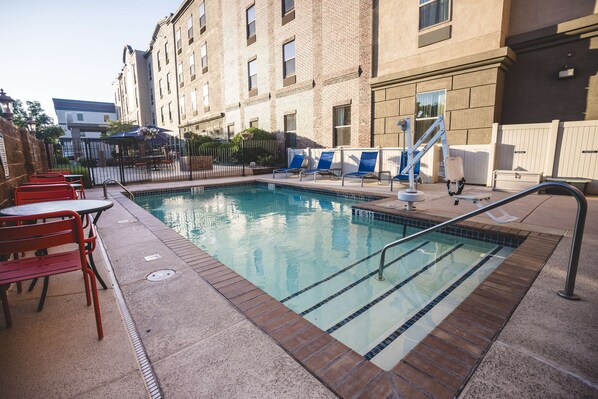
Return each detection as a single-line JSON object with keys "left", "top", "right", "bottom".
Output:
{"left": 180, "top": 95, "right": 186, "bottom": 118}
{"left": 176, "top": 28, "right": 182, "bottom": 51}
{"left": 168, "top": 102, "right": 173, "bottom": 122}
{"left": 199, "top": 2, "right": 206, "bottom": 30}
{"left": 150, "top": 89, "right": 154, "bottom": 104}
{"left": 103, "top": 114, "right": 110, "bottom": 122}
{"left": 227, "top": 124, "right": 235, "bottom": 140}
{"left": 187, "top": 16, "right": 194, "bottom": 40}
{"left": 157, "top": 51, "right": 161, "bottom": 70}
{"left": 249, "top": 119, "right": 259, "bottom": 128}
{"left": 284, "top": 113, "right": 296, "bottom": 134}
{"left": 202, "top": 83, "right": 210, "bottom": 110}
{"left": 333, "top": 105, "right": 351, "bottom": 146}
{"left": 419, "top": 0, "right": 450, "bottom": 30}
{"left": 166, "top": 73, "right": 171, "bottom": 93}
{"left": 164, "top": 42, "right": 169, "bottom": 63}
{"left": 200, "top": 43, "right": 208, "bottom": 70}
{"left": 283, "top": 40, "right": 296, "bottom": 77}
{"left": 246, "top": 5, "right": 256, "bottom": 39}
{"left": 189, "top": 53, "right": 196, "bottom": 76}
{"left": 160, "top": 106, "right": 165, "bottom": 123}
{"left": 282, "top": 0, "right": 294, "bottom": 15}
{"left": 159, "top": 78, "right": 163, "bottom": 97}
{"left": 148, "top": 62, "right": 152, "bottom": 81}
{"left": 191, "top": 90, "right": 197, "bottom": 112}
{"left": 177, "top": 62, "right": 184, "bottom": 83}
{"left": 415, "top": 90, "right": 446, "bottom": 140}
{"left": 248, "top": 58, "right": 257, "bottom": 91}
{"left": 76, "top": 113, "right": 84, "bottom": 121}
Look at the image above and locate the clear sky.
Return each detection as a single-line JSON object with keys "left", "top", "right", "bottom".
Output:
{"left": 1, "top": 0, "right": 183, "bottom": 122}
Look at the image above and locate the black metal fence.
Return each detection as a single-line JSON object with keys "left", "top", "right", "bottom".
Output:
{"left": 49, "top": 137, "right": 286, "bottom": 186}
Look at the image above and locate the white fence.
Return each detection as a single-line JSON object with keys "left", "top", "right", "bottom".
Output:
{"left": 288, "top": 119, "right": 598, "bottom": 194}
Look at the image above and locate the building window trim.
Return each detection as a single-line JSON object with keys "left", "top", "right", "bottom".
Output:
{"left": 418, "top": 0, "right": 451, "bottom": 31}
{"left": 415, "top": 89, "right": 446, "bottom": 141}
{"left": 199, "top": 2, "right": 206, "bottom": 33}
{"left": 246, "top": 4, "right": 256, "bottom": 45}
{"left": 333, "top": 105, "right": 351, "bottom": 147}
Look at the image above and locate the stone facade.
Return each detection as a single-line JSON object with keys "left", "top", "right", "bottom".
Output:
{"left": 0, "top": 118, "right": 48, "bottom": 207}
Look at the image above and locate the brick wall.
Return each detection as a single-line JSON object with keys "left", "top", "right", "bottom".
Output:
{"left": 0, "top": 117, "right": 48, "bottom": 207}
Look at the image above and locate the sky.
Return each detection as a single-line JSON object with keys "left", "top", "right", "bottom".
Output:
{"left": 1, "top": 0, "right": 183, "bottom": 122}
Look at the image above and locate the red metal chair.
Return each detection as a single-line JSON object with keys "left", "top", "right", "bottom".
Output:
{"left": 28, "top": 173, "right": 67, "bottom": 184}
{"left": 14, "top": 183, "right": 77, "bottom": 205}
{"left": 0, "top": 210, "right": 103, "bottom": 339}
{"left": 29, "top": 172, "right": 85, "bottom": 198}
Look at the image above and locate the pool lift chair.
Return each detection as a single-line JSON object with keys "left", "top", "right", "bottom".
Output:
{"left": 396, "top": 116, "right": 517, "bottom": 223}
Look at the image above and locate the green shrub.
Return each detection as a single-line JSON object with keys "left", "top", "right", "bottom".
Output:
{"left": 106, "top": 157, "right": 120, "bottom": 166}
{"left": 77, "top": 157, "right": 97, "bottom": 168}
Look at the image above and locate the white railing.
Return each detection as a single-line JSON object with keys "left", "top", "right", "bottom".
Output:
{"left": 287, "top": 119, "right": 598, "bottom": 193}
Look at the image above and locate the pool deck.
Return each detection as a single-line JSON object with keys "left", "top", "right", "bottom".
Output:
{"left": 0, "top": 176, "right": 596, "bottom": 398}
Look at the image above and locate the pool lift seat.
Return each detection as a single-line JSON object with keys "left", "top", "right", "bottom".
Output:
{"left": 444, "top": 156, "right": 518, "bottom": 224}
{"left": 396, "top": 116, "right": 517, "bottom": 223}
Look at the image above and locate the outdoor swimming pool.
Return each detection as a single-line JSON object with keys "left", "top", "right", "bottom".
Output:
{"left": 136, "top": 184, "right": 516, "bottom": 370}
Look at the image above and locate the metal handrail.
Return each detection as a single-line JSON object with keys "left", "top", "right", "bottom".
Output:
{"left": 103, "top": 179, "right": 134, "bottom": 200}
{"left": 377, "top": 182, "right": 587, "bottom": 300}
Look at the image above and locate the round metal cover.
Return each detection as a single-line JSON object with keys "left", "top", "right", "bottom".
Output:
{"left": 147, "top": 269, "right": 176, "bottom": 282}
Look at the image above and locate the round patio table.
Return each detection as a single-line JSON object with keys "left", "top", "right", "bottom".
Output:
{"left": 0, "top": 199, "right": 114, "bottom": 291}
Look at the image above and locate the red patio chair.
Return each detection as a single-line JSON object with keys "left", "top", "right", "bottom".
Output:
{"left": 28, "top": 173, "right": 66, "bottom": 184}
{"left": 0, "top": 210, "right": 103, "bottom": 339}
{"left": 14, "top": 183, "right": 77, "bottom": 205}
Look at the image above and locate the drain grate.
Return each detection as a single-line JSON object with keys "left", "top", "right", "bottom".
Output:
{"left": 147, "top": 269, "right": 175, "bottom": 282}
{"left": 97, "top": 234, "right": 163, "bottom": 399}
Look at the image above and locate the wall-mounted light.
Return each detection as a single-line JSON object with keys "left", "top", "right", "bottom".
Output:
{"left": 0, "top": 88, "right": 15, "bottom": 121}
{"left": 558, "top": 51, "right": 575, "bottom": 79}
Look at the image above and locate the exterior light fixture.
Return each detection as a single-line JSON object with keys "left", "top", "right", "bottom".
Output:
{"left": 0, "top": 88, "right": 15, "bottom": 121}
{"left": 26, "top": 117, "right": 37, "bottom": 133}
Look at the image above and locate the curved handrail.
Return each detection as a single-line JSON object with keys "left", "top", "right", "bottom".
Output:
{"left": 102, "top": 179, "right": 134, "bottom": 200}
{"left": 377, "top": 182, "right": 587, "bottom": 300}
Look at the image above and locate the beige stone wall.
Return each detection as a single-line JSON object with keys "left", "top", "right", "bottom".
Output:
{"left": 372, "top": 65, "right": 504, "bottom": 146}
{"left": 375, "top": 0, "right": 509, "bottom": 77}
{"left": 508, "top": 0, "right": 598, "bottom": 36}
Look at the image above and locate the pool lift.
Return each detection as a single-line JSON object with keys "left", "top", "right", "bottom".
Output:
{"left": 396, "top": 116, "right": 517, "bottom": 223}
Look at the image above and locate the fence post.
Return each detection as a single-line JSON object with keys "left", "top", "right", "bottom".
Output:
{"left": 545, "top": 119, "right": 560, "bottom": 178}
{"left": 339, "top": 147, "right": 344, "bottom": 175}
{"left": 242, "top": 139, "right": 246, "bottom": 177}
{"left": 187, "top": 139, "right": 193, "bottom": 181}
{"left": 486, "top": 122, "right": 500, "bottom": 187}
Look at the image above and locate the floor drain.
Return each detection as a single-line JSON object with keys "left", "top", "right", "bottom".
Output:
{"left": 147, "top": 269, "right": 175, "bottom": 281}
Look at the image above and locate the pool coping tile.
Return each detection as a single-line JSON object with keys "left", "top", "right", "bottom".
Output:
{"left": 118, "top": 183, "right": 562, "bottom": 398}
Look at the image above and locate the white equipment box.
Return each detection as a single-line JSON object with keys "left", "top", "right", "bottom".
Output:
{"left": 493, "top": 170, "right": 543, "bottom": 191}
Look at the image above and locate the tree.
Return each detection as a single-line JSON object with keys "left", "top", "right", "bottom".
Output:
{"left": 106, "top": 119, "right": 136, "bottom": 136}
{"left": 12, "top": 100, "right": 54, "bottom": 128}
{"left": 36, "top": 125, "right": 65, "bottom": 144}
{"left": 11, "top": 99, "right": 63, "bottom": 143}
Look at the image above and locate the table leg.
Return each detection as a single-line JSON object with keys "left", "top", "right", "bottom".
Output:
{"left": 87, "top": 251, "right": 108, "bottom": 290}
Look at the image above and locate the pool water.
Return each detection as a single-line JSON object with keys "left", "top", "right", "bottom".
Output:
{"left": 136, "top": 185, "right": 515, "bottom": 370}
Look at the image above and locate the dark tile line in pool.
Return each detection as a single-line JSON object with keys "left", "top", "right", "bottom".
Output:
{"left": 364, "top": 246, "right": 503, "bottom": 361}
{"left": 121, "top": 192, "right": 562, "bottom": 399}
{"left": 353, "top": 209, "right": 525, "bottom": 248}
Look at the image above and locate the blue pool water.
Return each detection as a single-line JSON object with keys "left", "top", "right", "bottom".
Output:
{"left": 136, "top": 184, "right": 515, "bottom": 370}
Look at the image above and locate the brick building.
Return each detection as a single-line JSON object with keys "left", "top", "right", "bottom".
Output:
{"left": 114, "top": 0, "right": 597, "bottom": 148}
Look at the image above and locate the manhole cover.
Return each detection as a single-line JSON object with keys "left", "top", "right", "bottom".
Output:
{"left": 147, "top": 269, "right": 175, "bottom": 282}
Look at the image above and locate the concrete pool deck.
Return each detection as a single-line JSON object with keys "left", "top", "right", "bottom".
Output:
{"left": 0, "top": 176, "right": 596, "bottom": 398}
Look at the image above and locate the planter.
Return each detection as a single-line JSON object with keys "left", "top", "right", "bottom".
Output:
{"left": 180, "top": 155, "right": 213, "bottom": 171}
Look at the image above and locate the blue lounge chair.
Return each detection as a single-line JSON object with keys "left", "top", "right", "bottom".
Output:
{"left": 272, "top": 154, "right": 305, "bottom": 178}
{"left": 342, "top": 152, "right": 379, "bottom": 187}
{"left": 299, "top": 151, "right": 338, "bottom": 181}
{"left": 390, "top": 150, "right": 421, "bottom": 191}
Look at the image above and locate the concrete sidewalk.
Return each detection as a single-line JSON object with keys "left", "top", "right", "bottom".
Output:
{"left": 0, "top": 178, "right": 596, "bottom": 398}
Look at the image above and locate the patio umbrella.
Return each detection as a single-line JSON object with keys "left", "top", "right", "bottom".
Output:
{"left": 109, "top": 126, "right": 173, "bottom": 145}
